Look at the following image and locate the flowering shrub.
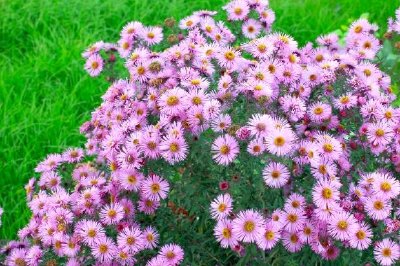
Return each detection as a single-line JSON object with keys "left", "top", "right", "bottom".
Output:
{"left": 2, "top": 0, "right": 400, "bottom": 265}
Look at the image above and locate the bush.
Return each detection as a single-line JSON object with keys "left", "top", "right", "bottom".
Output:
{"left": 2, "top": 0, "right": 400, "bottom": 265}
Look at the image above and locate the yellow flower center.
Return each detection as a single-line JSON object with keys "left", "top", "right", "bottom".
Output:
{"left": 99, "top": 244, "right": 108, "bottom": 254}
{"left": 380, "top": 181, "right": 391, "bottom": 192}
{"left": 337, "top": 220, "right": 348, "bottom": 230}
{"left": 356, "top": 230, "right": 366, "bottom": 240}
{"left": 287, "top": 214, "right": 298, "bottom": 223}
{"left": 127, "top": 175, "right": 137, "bottom": 184}
{"left": 91, "top": 61, "right": 99, "bottom": 69}
{"left": 147, "top": 32, "right": 155, "bottom": 39}
{"left": 169, "top": 143, "right": 179, "bottom": 152}
{"left": 274, "top": 136, "right": 285, "bottom": 147}
{"left": 108, "top": 209, "right": 117, "bottom": 218}
{"left": 166, "top": 95, "right": 179, "bottom": 106}
{"left": 314, "top": 106, "right": 324, "bottom": 115}
{"left": 126, "top": 236, "right": 135, "bottom": 245}
{"left": 220, "top": 145, "right": 230, "bottom": 155}
{"left": 354, "top": 25, "right": 363, "bottom": 33}
{"left": 222, "top": 228, "right": 231, "bottom": 239}
{"left": 373, "top": 200, "right": 384, "bottom": 210}
{"left": 224, "top": 51, "right": 235, "bottom": 61}
{"left": 323, "top": 143, "right": 333, "bottom": 153}
{"left": 234, "top": 7, "right": 242, "bottom": 15}
{"left": 244, "top": 221, "right": 255, "bottom": 232}
{"left": 151, "top": 183, "right": 160, "bottom": 193}
{"left": 322, "top": 188, "right": 332, "bottom": 199}
{"left": 271, "top": 170, "right": 280, "bottom": 179}
{"left": 382, "top": 248, "right": 392, "bottom": 257}
{"left": 265, "top": 230, "right": 275, "bottom": 240}
{"left": 375, "top": 129, "right": 385, "bottom": 137}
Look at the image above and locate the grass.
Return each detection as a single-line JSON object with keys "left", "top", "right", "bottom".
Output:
{"left": 0, "top": 0, "right": 398, "bottom": 241}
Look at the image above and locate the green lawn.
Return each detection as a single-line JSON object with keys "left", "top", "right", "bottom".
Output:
{"left": 0, "top": 0, "right": 398, "bottom": 240}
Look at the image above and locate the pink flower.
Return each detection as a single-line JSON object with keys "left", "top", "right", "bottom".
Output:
{"left": 312, "top": 180, "right": 340, "bottom": 208}
{"left": 211, "top": 134, "right": 239, "bottom": 165}
{"left": 224, "top": 0, "right": 250, "bottom": 21}
{"left": 242, "top": 19, "right": 262, "bottom": 39}
{"left": 308, "top": 102, "right": 332, "bottom": 122}
{"left": 374, "top": 239, "right": 400, "bottom": 266}
{"left": 328, "top": 211, "right": 357, "bottom": 241}
{"left": 141, "top": 174, "right": 170, "bottom": 201}
{"left": 160, "top": 135, "right": 188, "bottom": 164}
{"left": 262, "top": 162, "right": 290, "bottom": 188}
{"left": 264, "top": 127, "right": 297, "bottom": 156}
{"left": 117, "top": 227, "right": 144, "bottom": 253}
{"left": 91, "top": 237, "right": 117, "bottom": 263}
{"left": 142, "top": 226, "right": 159, "bottom": 249}
{"left": 364, "top": 196, "right": 392, "bottom": 221}
{"left": 256, "top": 222, "right": 281, "bottom": 250}
{"left": 84, "top": 54, "right": 104, "bottom": 77}
{"left": 349, "top": 222, "right": 372, "bottom": 250}
{"left": 232, "top": 209, "right": 265, "bottom": 243}
{"left": 140, "top": 26, "right": 163, "bottom": 45}
{"left": 100, "top": 203, "right": 125, "bottom": 225}
{"left": 210, "top": 194, "right": 233, "bottom": 220}
{"left": 214, "top": 218, "right": 238, "bottom": 248}
{"left": 159, "top": 244, "right": 184, "bottom": 265}
{"left": 282, "top": 231, "right": 304, "bottom": 253}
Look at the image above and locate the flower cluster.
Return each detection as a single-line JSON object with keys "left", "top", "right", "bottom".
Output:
{"left": 2, "top": 1, "right": 400, "bottom": 265}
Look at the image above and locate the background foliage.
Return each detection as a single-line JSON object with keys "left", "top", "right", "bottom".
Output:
{"left": 0, "top": 0, "right": 399, "bottom": 253}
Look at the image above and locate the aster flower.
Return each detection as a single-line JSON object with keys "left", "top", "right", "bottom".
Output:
{"left": 91, "top": 237, "right": 117, "bottom": 263}
{"left": 100, "top": 203, "right": 125, "bottom": 225}
{"left": 232, "top": 209, "right": 265, "bottom": 243}
{"left": 367, "top": 121, "right": 394, "bottom": 146}
{"left": 211, "top": 114, "right": 232, "bottom": 133}
{"left": 6, "top": 248, "right": 27, "bottom": 266}
{"left": 310, "top": 157, "right": 338, "bottom": 180}
{"left": 372, "top": 172, "right": 400, "bottom": 199}
{"left": 262, "top": 162, "right": 290, "bottom": 188}
{"left": 117, "top": 227, "right": 144, "bottom": 253}
{"left": 256, "top": 222, "right": 281, "bottom": 250}
{"left": 247, "top": 138, "right": 266, "bottom": 156}
{"left": 214, "top": 218, "right": 238, "bottom": 248}
{"left": 140, "top": 26, "right": 163, "bottom": 45}
{"left": 282, "top": 231, "right": 304, "bottom": 253}
{"left": 364, "top": 196, "right": 392, "bottom": 220}
{"left": 315, "top": 134, "right": 342, "bottom": 161}
{"left": 118, "top": 169, "right": 144, "bottom": 192}
{"left": 284, "top": 193, "right": 306, "bottom": 212}
{"left": 62, "top": 148, "right": 84, "bottom": 163}
{"left": 247, "top": 114, "right": 273, "bottom": 138}
{"left": 242, "top": 19, "right": 262, "bottom": 39}
{"left": 327, "top": 211, "right": 358, "bottom": 241}
{"left": 84, "top": 54, "right": 104, "bottom": 77}
{"left": 160, "top": 135, "right": 188, "bottom": 164}
{"left": 138, "top": 197, "right": 160, "bottom": 214}
{"left": 374, "top": 239, "right": 400, "bottom": 266}
{"left": 312, "top": 179, "right": 340, "bottom": 208}
{"left": 283, "top": 209, "right": 306, "bottom": 233}
{"left": 334, "top": 94, "right": 357, "bottom": 110}
{"left": 159, "top": 244, "right": 184, "bottom": 265}
{"left": 142, "top": 226, "right": 159, "bottom": 249}
{"left": 141, "top": 174, "right": 169, "bottom": 201}
{"left": 158, "top": 87, "right": 187, "bottom": 116}
{"left": 264, "top": 127, "right": 297, "bottom": 156}
{"left": 210, "top": 193, "right": 233, "bottom": 220}
{"left": 211, "top": 134, "right": 239, "bottom": 165}
{"left": 216, "top": 47, "right": 242, "bottom": 70}
{"left": 224, "top": 0, "right": 250, "bottom": 21}
{"left": 308, "top": 102, "right": 332, "bottom": 122}
{"left": 349, "top": 222, "right": 372, "bottom": 250}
